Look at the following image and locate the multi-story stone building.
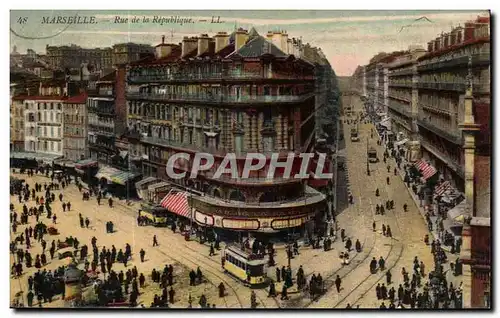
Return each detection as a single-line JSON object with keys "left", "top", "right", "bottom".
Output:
{"left": 387, "top": 46, "right": 426, "bottom": 161}
{"left": 10, "top": 96, "right": 25, "bottom": 152}
{"left": 87, "top": 69, "right": 128, "bottom": 168}
{"left": 21, "top": 97, "right": 65, "bottom": 155}
{"left": 112, "top": 43, "right": 154, "bottom": 66}
{"left": 63, "top": 93, "right": 88, "bottom": 161}
{"left": 126, "top": 29, "right": 329, "bottom": 233}
{"left": 360, "top": 15, "right": 491, "bottom": 309}
{"left": 416, "top": 16, "right": 490, "bottom": 192}
{"left": 46, "top": 44, "right": 113, "bottom": 71}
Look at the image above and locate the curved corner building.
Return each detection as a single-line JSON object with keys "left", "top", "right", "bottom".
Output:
{"left": 126, "top": 28, "right": 332, "bottom": 233}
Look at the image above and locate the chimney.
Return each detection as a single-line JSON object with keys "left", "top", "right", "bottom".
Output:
{"left": 427, "top": 41, "right": 433, "bottom": 52}
{"left": 214, "top": 32, "right": 229, "bottom": 53}
{"left": 444, "top": 33, "right": 449, "bottom": 48}
{"left": 197, "top": 34, "right": 210, "bottom": 56}
{"left": 434, "top": 38, "right": 440, "bottom": 51}
{"left": 155, "top": 36, "right": 174, "bottom": 59}
{"left": 271, "top": 31, "right": 281, "bottom": 50}
{"left": 287, "top": 38, "right": 292, "bottom": 55}
{"left": 181, "top": 36, "right": 198, "bottom": 58}
{"left": 450, "top": 30, "right": 457, "bottom": 46}
{"left": 235, "top": 28, "right": 249, "bottom": 51}
{"left": 464, "top": 22, "right": 475, "bottom": 41}
{"left": 280, "top": 31, "right": 289, "bottom": 53}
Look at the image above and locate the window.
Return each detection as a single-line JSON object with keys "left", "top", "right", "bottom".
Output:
{"left": 44, "top": 127, "right": 47, "bottom": 136}
{"left": 50, "top": 103, "right": 54, "bottom": 110}
{"left": 50, "top": 127, "right": 54, "bottom": 137}
{"left": 58, "top": 127, "right": 61, "bottom": 137}
{"left": 50, "top": 112, "right": 54, "bottom": 122}
{"left": 57, "top": 103, "right": 62, "bottom": 111}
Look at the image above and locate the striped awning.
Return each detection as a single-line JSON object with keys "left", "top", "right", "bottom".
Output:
{"left": 447, "top": 200, "right": 467, "bottom": 224}
{"left": 135, "top": 177, "right": 157, "bottom": 189}
{"left": 95, "top": 165, "right": 122, "bottom": 181}
{"left": 434, "top": 181, "right": 452, "bottom": 198}
{"left": 75, "top": 159, "right": 98, "bottom": 169}
{"left": 414, "top": 160, "right": 437, "bottom": 181}
{"left": 160, "top": 189, "right": 191, "bottom": 218}
{"left": 110, "top": 171, "right": 139, "bottom": 185}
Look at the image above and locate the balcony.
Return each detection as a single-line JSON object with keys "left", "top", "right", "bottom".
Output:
{"left": 88, "top": 107, "right": 115, "bottom": 116}
{"left": 389, "top": 94, "right": 411, "bottom": 103}
{"left": 419, "top": 103, "right": 452, "bottom": 116}
{"left": 417, "top": 82, "right": 466, "bottom": 92}
{"left": 420, "top": 139, "right": 464, "bottom": 178}
{"left": 88, "top": 89, "right": 115, "bottom": 98}
{"left": 261, "top": 120, "right": 276, "bottom": 135}
{"left": 141, "top": 135, "right": 298, "bottom": 158}
{"left": 417, "top": 53, "right": 490, "bottom": 72}
{"left": 389, "top": 68, "right": 414, "bottom": 77}
{"left": 417, "top": 118, "right": 462, "bottom": 145}
{"left": 127, "top": 71, "right": 314, "bottom": 84}
{"left": 126, "top": 92, "right": 314, "bottom": 105}
{"left": 387, "top": 101, "right": 412, "bottom": 118}
{"left": 389, "top": 82, "right": 412, "bottom": 88}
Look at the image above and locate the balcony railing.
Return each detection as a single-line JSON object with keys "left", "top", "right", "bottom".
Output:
{"left": 389, "top": 82, "right": 412, "bottom": 88}
{"left": 141, "top": 135, "right": 297, "bottom": 158}
{"left": 88, "top": 107, "right": 115, "bottom": 116}
{"left": 127, "top": 71, "right": 314, "bottom": 83}
{"left": 417, "top": 82, "right": 466, "bottom": 92}
{"left": 126, "top": 92, "right": 312, "bottom": 103}
{"left": 418, "top": 53, "right": 490, "bottom": 72}
{"left": 387, "top": 101, "right": 412, "bottom": 118}
{"left": 416, "top": 118, "right": 462, "bottom": 145}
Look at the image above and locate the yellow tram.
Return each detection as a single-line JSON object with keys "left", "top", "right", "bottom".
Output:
{"left": 138, "top": 204, "right": 169, "bottom": 226}
{"left": 222, "top": 244, "right": 268, "bottom": 286}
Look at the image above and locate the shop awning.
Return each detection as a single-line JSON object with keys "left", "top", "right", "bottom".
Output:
{"left": 434, "top": 181, "right": 452, "bottom": 198}
{"left": 53, "top": 158, "right": 76, "bottom": 168}
{"left": 447, "top": 200, "right": 468, "bottom": 224}
{"left": 135, "top": 177, "right": 157, "bottom": 189}
{"left": 75, "top": 159, "right": 98, "bottom": 169}
{"left": 148, "top": 181, "right": 170, "bottom": 191}
{"left": 10, "top": 152, "right": 62, "bottom": 164}
{"left": 95, "top": 165, "right": 122, "bottom": 181}
{"left": 160, "top": 189, "right": 191, "bottom": 218}
{"left": 414, "top": 159, "right": 437, "bottom": 180}
{"left": 110, "top": 171, "right": 140, "bottom": 185}
{"left": 395, "top": 138, "right": 409, "bottom": 146}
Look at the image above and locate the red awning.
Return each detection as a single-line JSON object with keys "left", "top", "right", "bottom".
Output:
{"left": 434, "top": 181, "right": 452, "bottom": 198}
{"left": 160, "top": 190, "right": 191, "bottom": 218}
{"left": 414, "top": 160, "right": 437, "bottom": 180}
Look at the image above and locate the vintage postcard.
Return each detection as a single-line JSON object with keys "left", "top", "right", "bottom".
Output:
{"left": 9, "top": 9, "right": 491, "bottom": 309}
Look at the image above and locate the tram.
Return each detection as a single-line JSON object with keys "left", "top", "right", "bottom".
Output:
{"left": 138, "top": 204, "right": 169, "bottom": 226}
{"left": 222, "top": 242, "right": 268, "bottom": 286}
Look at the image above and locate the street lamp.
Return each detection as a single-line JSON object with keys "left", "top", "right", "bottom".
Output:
{"left": 366, "top": 137, "right": 370, "bottom": 176}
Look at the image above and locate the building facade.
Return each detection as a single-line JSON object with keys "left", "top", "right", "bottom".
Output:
{"left": 46, "top": 44, "right": 113, "bottom": 71}
{"left": 112, "top": 43, "right": 154, "bottom": 65}
{"left": 21, "top": 97, "right": 65, "bottom": 155}
{"left": 10, "top": 97, "right": 25, "bottom": 152}
{"left": 63, "top": 93, "right": 88, "bottom": 161}
{"left": 87, "top": 72, "right": 117, "bottom": 164}
{"left": 126, "top": 29, "right": 328, "bottom": 233}
{"left": 359, "top": 15, "right": 491, "bottom": 309}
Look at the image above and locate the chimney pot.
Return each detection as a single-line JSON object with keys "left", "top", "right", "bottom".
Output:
{"left": 162, "top": 35, "right": 165, "bottom": 44}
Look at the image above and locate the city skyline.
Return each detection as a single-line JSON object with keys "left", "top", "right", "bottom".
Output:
{"left": 10, "top": 10, "right": 489, "bottom": 76}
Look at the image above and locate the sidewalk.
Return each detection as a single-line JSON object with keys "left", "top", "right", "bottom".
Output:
{"left": 372, "top": 125, "right": 455, "bottom": 252}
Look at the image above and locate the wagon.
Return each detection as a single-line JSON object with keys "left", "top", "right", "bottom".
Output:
{"left": 48, "top": 226, "right": 59, "bottom": 235}
{"left": 58, "top": 247, "right": 75, "bottom": 260}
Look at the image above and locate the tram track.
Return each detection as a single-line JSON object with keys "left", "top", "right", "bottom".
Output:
{"left": 292, "top": 119, "right": 380, "bottom": 308}
{"left": 55, "top": 185, "right": 245, "bottom": 308}
{"left": 331, "top": 121, "right": 407, "bottom": 308}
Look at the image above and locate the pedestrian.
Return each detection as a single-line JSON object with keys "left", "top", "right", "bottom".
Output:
{"left": 52, "top": 214, "right": 57, "bottom": 224}
{"left": 209, "top": 244, "right": 215, "bottom": 256}
{"left": 382, "top": 224, "right": 386, "bottom": 236}
{"left": 276, "top": 267, "right": 281, "bottom": 283}
{"left": 386, "top": 177, "right": 390, "bottom": 185}
{"left": 140, "top": 249, "right": 145, "bottom": 262}
{"left": 62, "top": 202, "right": 66, "bottom": 212}
{"left": 375, "top": 188, "right": 380, "bottom": 196}
{"left": 386, "top": 269, "right": 392, "bottom": 284}
{"left": 153, "top": 235, "right": 158, "bottom": 247}
{"left": 85, "top": 218, "right": 90, "bottom": 228}
{"left": 372, "top": 221, "right": 376, "bottom": 232}
{"left": 335, "top": 275, "right": 342, "bottom": 293}
{"left": 67, "top": 202, "right": 71, "bottom": 211}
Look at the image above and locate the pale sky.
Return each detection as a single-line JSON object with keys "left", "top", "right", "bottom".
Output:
{"left": 10, "top": 10, "right": 489, "bottom": 76}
